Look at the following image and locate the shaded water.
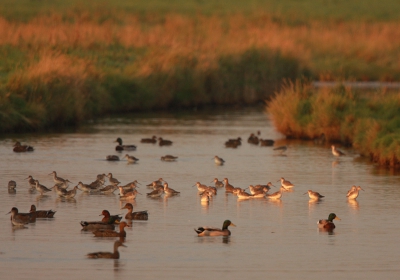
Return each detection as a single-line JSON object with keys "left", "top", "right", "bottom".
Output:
{"left": 1, "top": 108, "right": 399, "bottom": 279}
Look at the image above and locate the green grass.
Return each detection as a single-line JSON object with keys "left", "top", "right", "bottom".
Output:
{"left": 2, "top": 0, "right": 400, "bottom": 21}
{"left": 1, "top": 1, "right": 400, "bottom": 134}
{"left": 267, "top": 81, "right": 400, "bottom": 167}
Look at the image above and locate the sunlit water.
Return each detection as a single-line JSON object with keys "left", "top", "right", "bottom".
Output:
{"left": 1, "top": 108, "right": 399, "bottom": 279}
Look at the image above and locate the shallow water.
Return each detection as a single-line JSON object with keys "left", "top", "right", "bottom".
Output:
{"left": 1, "top": 108, "right": 400, "bottom": 279}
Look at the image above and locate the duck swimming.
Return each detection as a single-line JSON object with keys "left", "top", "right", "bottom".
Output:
{"left": 121, "top": 203, "right": 148, "bottom": 220}
{"left": 8, "top": 207, "right": 31, "bottom": 227}
{"left": 29, "top": 204, "right": 56, "bottom": 218}
{"left": 161, "top": 155, "right": 178, "bottom": 162}
{"left": 115, "top": 138, "right": 137, "bottom": 151}
{"left": 140, "top": 136, "right": 157, "bottom": 143}
{"left": 318, "top": 213, "right": 341, "bottom": 230}
{"left": 92, "top": 221, "right": 130, "bottom": 237}
{"left": 8, "top": 180, "right": 17, "bottom": 190}
{"left": 87, "top": 241, "right": 127, "bottom": 259}
{"left": 106, "top": 155, "right": 120, "bottom": 161}
{"left": 13, "top": 141, "right": 34, "bottom": 152}
{"left": 80, "top": 221, "right": 116, "bottom": 231}
{"left": 194, "top": 220, "right": 236, "bottom": 236}
{"left": 158, "top": 137, "right": 173, "bottom": 146}
{"left": 100, "top": 210, "right": 122, "bottom": 224}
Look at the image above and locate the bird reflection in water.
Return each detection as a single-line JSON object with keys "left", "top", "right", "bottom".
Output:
{"left": 36, "top": 194, "right": 50, "bottom": 202}
{"left": 201, "top": 201, "right": 210, "bottom": 215}
{"left": 8, "top": 189, "right": 16, "bottom": 195}
{"left": 11, "top": 225, "right": 28, "bottom": 232}
{"left": 308, "top": 198, "right": 323, "bottom": 208}
{"left": 113, "top": 259, "right": 121, "bottom": 271}
{"left": 347, "top": 199, "right": 359, "bottom": 209}
{"left": 56, "top": 197, "right": 77, "bottom": 204}
{"left": 318, "top": 228, "right": 336, "bottom": 235}
{"left": 267, "top": 199, "right": 283, "bottom": 207}
{"left": 222, "top": 236, "right": 230, "bottom": 244}
{"left": 196, "top": 236, "right": 231, "bottom": 244}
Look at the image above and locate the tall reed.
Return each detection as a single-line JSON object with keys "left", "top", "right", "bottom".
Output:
{"left": 1, "top": 10, "right": 400, "bottom": 132}
{"left": 267, "top": 81, "right": 400, "bottom": 167}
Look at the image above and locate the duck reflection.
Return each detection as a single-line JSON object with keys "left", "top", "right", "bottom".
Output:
{"left": 11, "top": 225, "right": 28, "bottom": 232}
{"left": 8, "top": 189, "right": 16, "bottom": 195}
{"left": 222, "top": 236, "right": 230, "bottom": 244}
{"left": 114, "top": 259, "right": 121, "bottom": 270}
{"left": 196, "top": 236, "right": 231, "bottom": 244}
{"left": 318, "top": 228, "right": 336, "bottom": 235}
{"left": 332, "top": 160, "right": 340, "bottom": 168}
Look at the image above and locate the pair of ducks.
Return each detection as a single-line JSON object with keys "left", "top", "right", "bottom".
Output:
{"left": 8, "top": 205, "right": 56, "bottom": 227}
{"left": 193, "top": 212, "right": 340, "bottom": 237}
{"left": 91, "top": 205, "right": 148, "bottom": 237}
{"left": 81, "top": 205, "right": 149, "bottom": 231}
{"left": 141, "top": 136, "right": 173, "bottom": 146}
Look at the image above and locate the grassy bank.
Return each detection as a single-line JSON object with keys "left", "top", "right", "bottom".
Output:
{"left": 1, "top": 2, "right": 400, "bottom": 132}
{"left": 267, "top": 81, "right": 400, "bottom": 167}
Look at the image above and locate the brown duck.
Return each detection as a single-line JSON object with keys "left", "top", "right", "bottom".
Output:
{"left": 92, "top": 221, "right": 130, "bottom": 237}
{"left": 29, "top": 205, "right": 56, "bottom": 218}
{"left": 158, "top": 137, "right": 173, "bottom": 146}
{"left": 100, "top": 210, "right": 122, "bottom": 224}
{"left": 8, "top": 207, "right": 35, "bottom": 224}
{"left": 87, "top": 241, "right": 127, "bottom": 259}
{"left": 13, "top": 141, "right": 34, "bottom": 152}
{"left": 121, "top": 203, "right": 149, "bottom": 220}
{"left": 140, "top": 136, "right": 157, "bottom": 143}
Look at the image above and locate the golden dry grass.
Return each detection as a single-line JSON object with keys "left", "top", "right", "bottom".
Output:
{"left": 1, "top": 13, "right": 400, "bottom": 79}
{"left": 267, "top": 82, "right": 400, "bottom": 167}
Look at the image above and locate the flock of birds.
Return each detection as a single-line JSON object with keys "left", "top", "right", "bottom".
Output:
{"left": 8, "top": 132, "right": 362, "bottom": 259}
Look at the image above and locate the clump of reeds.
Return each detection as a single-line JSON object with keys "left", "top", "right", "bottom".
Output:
{"left": 1, "top": 10, "right": 400, "bottom": 133}
{"left": 267, "top": 81, "right": 400, "bottom": 167}
{"left": 5, "top": 52, "right": 107, "bottom": 130}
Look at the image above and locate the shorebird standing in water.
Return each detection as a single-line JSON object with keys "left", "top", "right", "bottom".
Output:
{"left": 278, "top": 177, "right": 294, "bottom": 190}
{"left": 34, "top": 180, "right": 52, "bottom": 195}
{"left": 107, "top": 173, "right": 121, "bottom": 186}
{"left": 213, "top": 156, "right": 225, "bottom": 165}
{"left": 331, "top": 145, "right": 345, "bottom": 157}
{"left": 211, "top": 178, "right": 224, "bottom": 188}
{"left": 304, "top": 190, "right": 324, "bottom": 200}
{"left": 49, "top": 171, "right": 71, "bottom": 186}
{"left": 346, "top": 186, "right": 364, "bottom": 199}
{"left": 265, "top": 186, "right": 287, "bottom": 200}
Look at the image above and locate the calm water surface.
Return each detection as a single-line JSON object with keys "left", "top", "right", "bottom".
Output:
{"left": 1, "top": 108, "right": 399, "bottom": 279}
